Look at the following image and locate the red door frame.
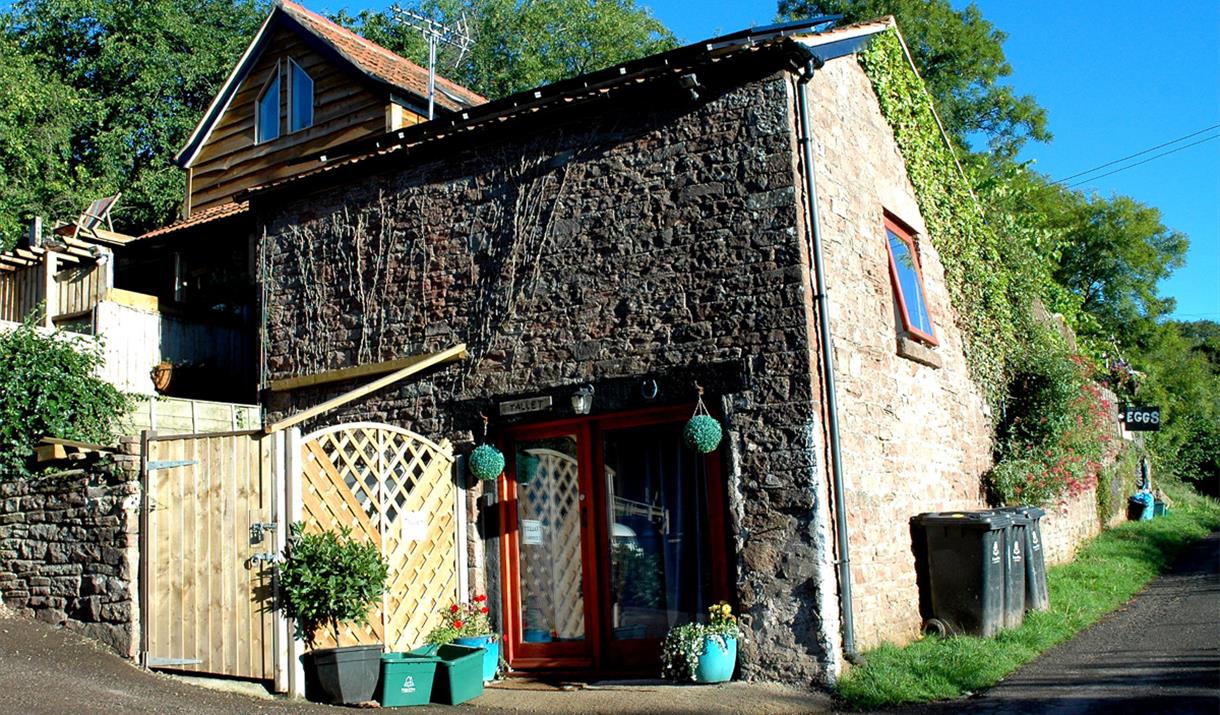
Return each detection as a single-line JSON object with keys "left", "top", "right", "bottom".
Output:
{"left": 496, "top": 404, "right": 732, "bottom": 675}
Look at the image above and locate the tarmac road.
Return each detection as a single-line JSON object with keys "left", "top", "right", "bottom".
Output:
{"left": 887, "top": 530, "right": 1220, "bottom": 715}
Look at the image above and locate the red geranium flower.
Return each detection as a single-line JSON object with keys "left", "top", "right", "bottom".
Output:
{"left": 480, "top": 607, "right": 489, "bottom": 614}
{"left": 453, "top": 620, "right": 463, "bottom": 629}
{"left": 474, "top": 594, "right": 486, "bottom": 602}
{"left": 450, "top": 604, "right": 460, "bottom": 613}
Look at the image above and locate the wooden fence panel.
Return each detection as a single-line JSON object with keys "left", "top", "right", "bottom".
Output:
{"left": 54, "top": 262, "right": 108, "bottom": 317}
{"left": 144, "top": 431, "right": 276, "bottom": 680}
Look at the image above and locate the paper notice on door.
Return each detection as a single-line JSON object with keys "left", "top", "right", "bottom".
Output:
{"left": 402, "top": 511, "right": 427, "bottom": 542}
{"left": 522, "top": 519, "right": 544, "bottom": 545}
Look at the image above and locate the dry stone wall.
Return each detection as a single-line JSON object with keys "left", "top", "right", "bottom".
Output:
{"left": 0, "top": 439, "right": 141, "bottom": 657}
{"left": 259, "top": 54, "right": 840, "bottom": 683}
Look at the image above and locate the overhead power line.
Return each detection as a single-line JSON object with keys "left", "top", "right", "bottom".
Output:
{"left": 1065, "top": 134, "right": 1220, "bottom": 188}
{"left": 1050, "top": 123, "right": 1220, "bottom": 186}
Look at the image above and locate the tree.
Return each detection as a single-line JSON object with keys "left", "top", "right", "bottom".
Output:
{"left": 0, "top": 319, "right": 130, "bottom": 478}
{"left": 1051, "top": 193, "right": 1187, "bottom": 339}
{"left": 335, "top": 0, "right": 676, "bottom": 101}
{"left": 1, "top": 0, "right": 265, "bottom": 238}
{"left": 0, "top": 33, "right": 90, "bottom": 244}
{"left": 777, "top": 0, "right": 1048, "bottom": 158}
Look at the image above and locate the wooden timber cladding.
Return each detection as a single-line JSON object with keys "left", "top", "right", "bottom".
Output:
{"left": 299, "top": 424, "right": 457, "bottom": 652}
{"left": 189, "top": 25, "right": 422, "bottom": 214}
{"left": 143, "top": 431, "right": 275, "bottom": 680}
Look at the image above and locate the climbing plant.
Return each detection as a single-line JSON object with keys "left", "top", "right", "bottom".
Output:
{"left": 858, "top": 31, "right": 1019, "bottom": 409}
{"left": 858, "top": 32, "right": 1112, "bottom": 507}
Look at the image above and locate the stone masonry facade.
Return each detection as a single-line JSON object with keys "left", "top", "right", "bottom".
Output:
{"left": 256, "top": 43, "right": 1124, "bottom": 683}
{"left": 260, "top": 52, "right": 839, "bottom": 683}
{"left": 801, "top": 58, "right": 994, "bottom": 650}
{"left": 0, "top": 439, "right": 142, "bottom": 657}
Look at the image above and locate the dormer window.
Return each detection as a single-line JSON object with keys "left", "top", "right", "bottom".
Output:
{"left": 289, "top": 60, "right": 314, "bottom": 132}
{"left": 256, "top": 66, "right": 280, "bottom": 144}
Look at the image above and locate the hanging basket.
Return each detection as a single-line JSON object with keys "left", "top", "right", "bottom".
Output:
{"left": 469, "top": 444, "right": 505, "bottom": 481}
{"left": 684, "top": 414, "right": 723, "bottom": 454}
{"left": 684, "top": 385, "right": 722, "bottom": 454}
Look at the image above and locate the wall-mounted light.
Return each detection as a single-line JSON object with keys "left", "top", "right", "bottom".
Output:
{"left": 571, "top": 384, "right": 594, "bottom": 415}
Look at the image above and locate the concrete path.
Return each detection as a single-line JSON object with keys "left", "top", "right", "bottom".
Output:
{"left": 890, "top": 531, "right": 1220, "bottom": 715}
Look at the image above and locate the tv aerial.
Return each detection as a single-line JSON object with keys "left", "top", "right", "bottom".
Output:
{"left": 390, "top": 4, "right": 473, "bottom": 120}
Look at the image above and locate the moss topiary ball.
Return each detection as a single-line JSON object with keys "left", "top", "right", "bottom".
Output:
{"left": 683, "top": 414, "right": 723, "bottom": 454}
{"left": 469, "top": 444, "right": 505, "bottom": 481}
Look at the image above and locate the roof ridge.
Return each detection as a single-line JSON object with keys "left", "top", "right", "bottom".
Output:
{"left": 279, "top": 0, "right": 484, "bottom": 104}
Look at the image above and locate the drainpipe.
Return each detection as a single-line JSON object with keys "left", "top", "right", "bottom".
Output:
{"left": 795, "top": 56, "right": 860, "bottom": 665}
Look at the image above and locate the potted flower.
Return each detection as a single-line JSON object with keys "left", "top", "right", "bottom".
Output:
{"left": 661, "top": 601, "right": 741, "bottom": 684}
{"left": 426, "top": 594, "right": 499, "bottom": 682}
{"left": 278, "top": 524, "right": 389, "bottom": 704}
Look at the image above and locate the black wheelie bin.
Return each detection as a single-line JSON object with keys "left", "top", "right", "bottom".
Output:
{"left": 911, "top": 510, "right": 1012, "bottom": 637}
{"left": 993, "top": 505, "right": 1049, "bottom": 612}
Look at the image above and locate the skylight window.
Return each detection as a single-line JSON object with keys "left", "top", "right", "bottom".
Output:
{"left": 289, "top": 60, "right": 314, "bottom": 132}
{"left": 256, "top": 67, "right": 280, "bottom": 144}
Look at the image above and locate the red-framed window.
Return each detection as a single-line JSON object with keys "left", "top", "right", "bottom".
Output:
{"left": 884, "top": 213, "right": 937, "bottom": 345}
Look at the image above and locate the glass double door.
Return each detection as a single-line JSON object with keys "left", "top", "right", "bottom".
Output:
{"left": 499, "top": 408, "right": 730, "bottom": 674}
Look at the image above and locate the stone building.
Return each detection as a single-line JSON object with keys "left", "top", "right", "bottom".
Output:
{"left": 239, "top": 12, "right": 996, "bottom": 684}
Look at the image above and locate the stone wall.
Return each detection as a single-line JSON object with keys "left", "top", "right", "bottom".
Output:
{"left": 0, "top": 439, "right": 141, "bottom": 656}
{"left": 800, "top": 59, "right": 994, "bottom": 650}
{"left": 259, "top": 51, "right": 838, "bottom": 683}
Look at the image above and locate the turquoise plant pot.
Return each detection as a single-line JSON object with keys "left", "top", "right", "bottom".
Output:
{"left": 693, "top": 635, "right": 736, "bottom": 683}
{"left": 454, "top": 635, "right": 499, "bottom": 681}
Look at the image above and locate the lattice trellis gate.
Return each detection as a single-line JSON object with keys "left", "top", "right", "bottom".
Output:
{"left": 284, "top": 422, "right": 463, "bottom": 696}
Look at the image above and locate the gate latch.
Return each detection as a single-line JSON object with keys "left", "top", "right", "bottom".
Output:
{"left": 246, "top": 551, "right": 282, "bottom": 569}
{"left": 249, "top": 521, "right": 278, "bottom": 545}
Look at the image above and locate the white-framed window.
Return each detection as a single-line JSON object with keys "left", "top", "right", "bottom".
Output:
{"left": 255, "top": 64, "right": 281, "bottom": 144}
{"left": 288, "top": 59, "right": 314, "bottom": 132}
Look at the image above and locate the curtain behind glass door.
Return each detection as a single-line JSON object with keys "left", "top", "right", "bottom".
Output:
{"left": 602, "top": 423, "right": 715, "bottom": 640}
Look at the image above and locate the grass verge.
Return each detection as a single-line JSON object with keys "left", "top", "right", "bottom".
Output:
{"left": 836, "top": 479, "right": 1220, "bottom": 710}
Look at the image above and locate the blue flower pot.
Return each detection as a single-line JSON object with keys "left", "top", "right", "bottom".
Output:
{"left": 693, "top": 635, "right": 736, "bottom": 683}
{"left": 454, "top": 635, "right": 499, "bottom": 682}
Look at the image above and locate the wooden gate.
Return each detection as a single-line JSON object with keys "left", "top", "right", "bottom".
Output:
{"left": 293, "top": 423, "right": 459, "bottom": 654}
{"left": 140, "top": 429, "right": 282, "bottom": 682}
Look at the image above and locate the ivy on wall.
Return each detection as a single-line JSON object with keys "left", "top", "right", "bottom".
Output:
{"left": 858, "top": 32, "right": 1122, "bottom": 509}
{"left": 858, "top": 31, "right": 1018, "bottom": 409}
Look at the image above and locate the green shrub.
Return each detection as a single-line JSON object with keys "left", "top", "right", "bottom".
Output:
{"left": 0, "top": 317, "right": 129, "bottom": 478}
{"left": 988, "top": 329, "right": 1113, "bottom": 506}
{"left": 278, "top": 524, "right": 388, "bottom": 649}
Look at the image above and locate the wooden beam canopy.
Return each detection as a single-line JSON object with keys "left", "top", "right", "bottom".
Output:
{"left": 267, "top": 343, "right": 467, "bottom": 433}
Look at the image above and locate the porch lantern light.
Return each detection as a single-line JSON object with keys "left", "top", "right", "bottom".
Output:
{"left": 571, "top": 384, "right": 595, "bottom": 415}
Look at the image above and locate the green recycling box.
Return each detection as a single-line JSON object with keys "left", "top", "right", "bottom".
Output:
{"left": 409, "top": 644, "right": 484, "bottom": 705}
{"left": 376, "top": 652, "right": 439, "bottom": 707}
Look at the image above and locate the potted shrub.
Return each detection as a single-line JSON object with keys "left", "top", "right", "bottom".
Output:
{"left": 279, "top": 524, "right": 389, "bottom": 704}
{"left": 661, "top": 601, "right": 741, "bottom": 684}
{"left": 426, "top": 594, "right": 499, "bottom": 682}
